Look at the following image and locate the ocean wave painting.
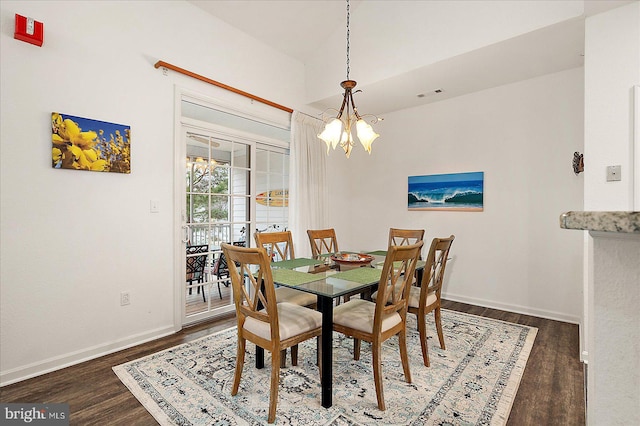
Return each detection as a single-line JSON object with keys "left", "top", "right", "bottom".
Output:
{"left": 408, "top": 171, "right": 484, "bottom": 211}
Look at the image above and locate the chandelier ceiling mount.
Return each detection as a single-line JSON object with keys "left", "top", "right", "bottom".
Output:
{"left": 317, "top": 0, "right": 380, "bottom": 159}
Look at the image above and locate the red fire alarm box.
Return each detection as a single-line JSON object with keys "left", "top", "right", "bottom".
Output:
{"left": 14, "top": 14, "right": 44, "bottom": 47}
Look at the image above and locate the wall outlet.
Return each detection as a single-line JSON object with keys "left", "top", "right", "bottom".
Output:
{"left": 120, "top": 291, "right": 131, "bottom": 306}
{"left": 606, "top": 165, "right": 621, "bottom": 182}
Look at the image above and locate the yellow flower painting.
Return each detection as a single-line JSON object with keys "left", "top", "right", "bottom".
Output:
{"left": 51, "top": 112, "right": 131, "bottom": 173}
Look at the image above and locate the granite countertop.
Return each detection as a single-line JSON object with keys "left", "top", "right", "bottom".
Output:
{"left": 560, "top": 211, "right": 640, "bottom": 233}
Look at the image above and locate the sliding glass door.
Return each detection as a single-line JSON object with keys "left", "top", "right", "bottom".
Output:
{"left": 178, "top": 91, "right": 291, "bottom": 326}
{"left": 183, "top": 129, "right": 251, "bottom": 323}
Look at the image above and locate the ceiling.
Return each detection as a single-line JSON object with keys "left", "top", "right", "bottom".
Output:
{"left": 188, "top": 0, "right": 633, "bottom": 115}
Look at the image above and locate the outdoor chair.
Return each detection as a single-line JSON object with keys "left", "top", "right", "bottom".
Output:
{"left": 186, "top": 244, "right": 208, "bottom": 302}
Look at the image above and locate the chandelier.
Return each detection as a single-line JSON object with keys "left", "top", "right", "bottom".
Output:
{"left": 317, "top": 0, "right": 380, "bottom": 158}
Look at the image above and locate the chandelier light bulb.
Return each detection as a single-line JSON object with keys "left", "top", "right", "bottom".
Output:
{"left": 355, "top": 119, "right": 379, "bottom": 154}
{"left": 318, "top": 118, "right": 344, "bottom": 153}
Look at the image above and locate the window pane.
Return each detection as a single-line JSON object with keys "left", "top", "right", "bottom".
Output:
{"left": 232, "top": 195, "right": 250, "bottom": 222}
{"left": 190, "top": 194, "right": 210, "bottom": 223}
{"left": 233, "top": 223, "right": 249, "bottom": 245}
{"left": 233, "top": 144, "right": 250, "bottom": 168}
{"left": 210, "top": 195, "right": 229, "bottom": 222}
{"left": 211, "top": 166, "right": 229, "bottom": 195}
{"left": 231, "top": 169, "right": 249, "bottom": 196}
{"left": 190, "top": 164, "right": 210, "bottom": 193}
{"left": 211, "top": 223, "right": 230, "bottom": 248}
{"left": 270, "top": 151, "right": 285, "bottom": 173}
{"left": 256, "top": 148, "right": 268, "bottom": 172}
{"left": 212, "top": 139, "right": 232, "bottom": 165}
{"left": 189, "top": 223, "right": 210, "bottom": 246}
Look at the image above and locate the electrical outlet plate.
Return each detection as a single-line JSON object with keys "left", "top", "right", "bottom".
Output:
{"left": 606, "top": 165, "right": 621, "bottom": 182}
{"left": 120, "top": 291, "right": 130, "bottom": 306}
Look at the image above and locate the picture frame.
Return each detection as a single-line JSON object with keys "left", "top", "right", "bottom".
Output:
{"left": 52, "top": 112, "right": 131, "bottom": 174}
{"left": 408, "top": 171, "right": 484, "bottom": 211}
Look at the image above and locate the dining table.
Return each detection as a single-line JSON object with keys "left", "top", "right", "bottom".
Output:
{"left": 254, "top": 251, "right": 424, "bottom": 409}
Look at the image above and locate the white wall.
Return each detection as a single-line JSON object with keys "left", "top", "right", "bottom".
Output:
{"left": 0, "top": 0, "right": 305, "bottom": 384}
{"left": 584, "top": 1, "right": 640, "bottom": 211}
{"left": 328, "top": 68, "right": 585, "bottom": 323}
{"left": 581, "top": 0, "right": 640, "bottom": 389}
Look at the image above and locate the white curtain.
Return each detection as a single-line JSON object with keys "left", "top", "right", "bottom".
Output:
{"left": 289, "top": 111, "right": 328, "bottom": 257}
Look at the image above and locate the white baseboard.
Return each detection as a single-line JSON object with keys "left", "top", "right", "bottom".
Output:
{"left": 443, "top": 291, "right": 582, "bottom": 325}
{"left": 0, "top": 325, "right": 177, "bottom": 387}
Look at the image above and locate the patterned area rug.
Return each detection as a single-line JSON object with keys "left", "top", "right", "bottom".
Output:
{"left": 113, "top": 310, "right": 536, "bottom": 425}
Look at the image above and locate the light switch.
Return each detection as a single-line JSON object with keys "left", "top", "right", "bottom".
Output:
{"left": 606, "top": 165, "right": 621, "bottom": 182}
{"left": 150, "top": 200, "right": 159, "bottom": 213}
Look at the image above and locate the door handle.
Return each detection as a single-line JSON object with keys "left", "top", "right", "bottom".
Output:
{"left": 182, "top": 225, "right": 190, "bottom": 244}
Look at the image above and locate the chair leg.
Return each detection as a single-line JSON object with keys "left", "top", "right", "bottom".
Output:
{"left": 201, "top": 284, "right": 206, "bottom": 302}
{"left": 417, "top": 313, "right": 430, "bottom": 367}
{"left": 353, "top": 338, "right": 361, "bottom": 361}
{"left": 291, "top": 344, "right": 298, "bottom": 366}
{"left": 217, "top": 282, "right": 223, "bottom": 299}
{"left": 372, "top": 341, "right": 385, "bottom": 411}
{"left": 268, "top": 348, "right": 281, "bottom": 423}
{"left": 434, "top": 307, "right": 446, "bottom": 350}
{"left": 232, "top": 337, "right": 246, "bottom": 395}
{"left": 280, "top": 349, "right": 287, "bottom": 368}
{"left": 399, "top": 328, "right": 412, "bottom": 383}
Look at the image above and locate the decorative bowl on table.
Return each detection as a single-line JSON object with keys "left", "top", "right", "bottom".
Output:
{"left": 330, "top": 252, "right": 374, "bottom": 267}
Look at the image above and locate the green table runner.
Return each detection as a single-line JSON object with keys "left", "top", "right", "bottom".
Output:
{"left": 271, "top": 258, "right": 323, "bottom": 269}
{"left": 271, "top": 269, "right": 323, "bottom": 286}
{"left": 330, "top": 267, "right": 382, "bottom": 284}
{"left": 366, "top": 250, "right": 387, "bottom": 256}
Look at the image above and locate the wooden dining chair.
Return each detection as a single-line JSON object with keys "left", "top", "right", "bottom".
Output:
{"left": 222, "top": 243, "right": 322, "bottom": 424}
{"left": 307, "top": 228, "right": 358, "bottom": 304}
{"left": 254, "top": 230, "right": 317, "bottom": 366}
{"left": 333, "top": 241, "right": 423, "bottom": 411}
{"left": 408, "top": 235, "right": 455, "bottom": 366}
{"left": 388, "top": 227, "right": 425, "bottom": 250}
{"left": 388, "top": 228, "right": 425, "bottom": 284}
{"left": 307, "top": 228, "right": 339, "bottom": 259}
{"left": 254, "top": 230, "right": 295, "bottom": 262}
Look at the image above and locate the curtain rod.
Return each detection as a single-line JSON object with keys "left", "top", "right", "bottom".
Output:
{"left": 154, "top": 60, "right": 294, "bottom": 114}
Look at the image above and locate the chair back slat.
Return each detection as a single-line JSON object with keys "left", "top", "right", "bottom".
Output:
{"left": 223, "top": 243, "right": 279, "bottom": 338}
{"left": 307, "top": 228, "right": 339, "bottom": 258}
{"left": 254, "top": 231, "right": 295, "bottom": 261}
{"left": 388, "top": 228, "right": 425, "bottom": 247}
{"left": 420, "top": 235, "right": 455, "bottom": 301}
{"left": 375, "top": 241, "right": 423, "bottom": 330}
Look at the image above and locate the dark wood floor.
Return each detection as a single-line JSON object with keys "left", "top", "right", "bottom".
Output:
{"left": 0, "top": 300, "right": 585, "bottom": 425}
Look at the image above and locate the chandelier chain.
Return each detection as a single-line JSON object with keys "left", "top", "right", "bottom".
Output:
{"left": 317, "top": 0, "right": 379, "bottom": 158}
{"left": 346, "top": 0, "right": 350, "bottom": 80}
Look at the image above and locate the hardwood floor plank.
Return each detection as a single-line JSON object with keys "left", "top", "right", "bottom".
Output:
{"left": 0, "top": 303, "right": 584, "bottom": 425}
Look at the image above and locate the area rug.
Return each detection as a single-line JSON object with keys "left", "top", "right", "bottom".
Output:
{"left": 113, "top": 310, "right": 536, "bottom": 425}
